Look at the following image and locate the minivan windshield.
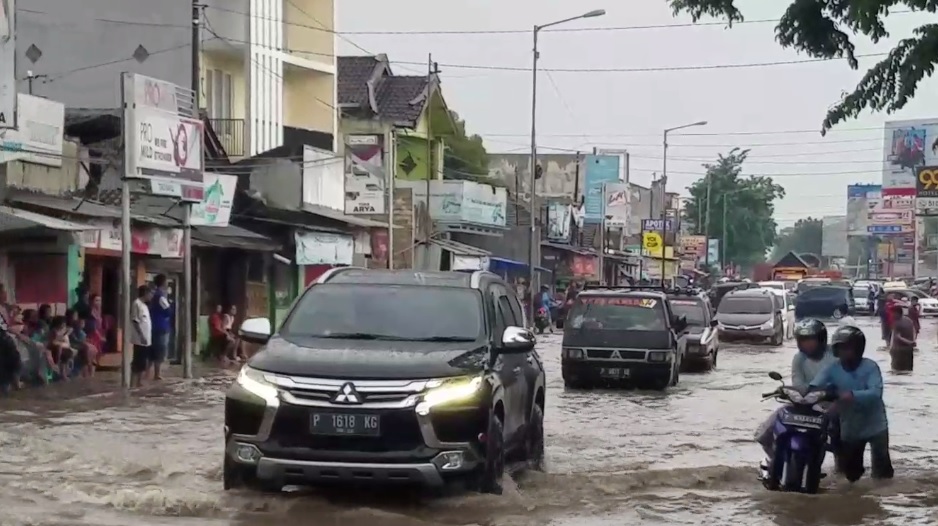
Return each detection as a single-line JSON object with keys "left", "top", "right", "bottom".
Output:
{"left": 281, "top": 284, "right": 483, "bottom": 341}
{"left": 567, "top": 296, "right": 666, "bottom": 331}
{"left": 718, "top": 297, "right": 774, "bottom": 315}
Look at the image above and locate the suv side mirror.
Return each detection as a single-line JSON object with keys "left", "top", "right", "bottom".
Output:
{"left": 710, "top": 319, "right": 719, "bottom": 328}
{"left": 501, "top": 326, "right": 535, "bottom": 353}
{"left": 240, "top": 317, "right": 272, "bottom": 344}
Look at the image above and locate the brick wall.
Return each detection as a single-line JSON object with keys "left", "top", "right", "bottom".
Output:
{"left": 392, "top": 187, "right": 414, "bottom": 269}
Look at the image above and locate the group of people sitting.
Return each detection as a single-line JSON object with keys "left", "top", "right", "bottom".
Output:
{"left": 0, "top": 289, "right": 109, "bottom": 392}
{"left": 207, "top": 303, "right": 247, "bottom": 364}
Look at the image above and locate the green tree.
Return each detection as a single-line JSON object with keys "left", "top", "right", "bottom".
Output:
{"left": 771, "top": 218, "right": 824, "bottom": 261}
{"left": 683, "top": 148, "right": 786, "bottom": 267}
{"left": 667, "top": 0, "right": 938, "bottom": 132}
{"left": 443, "top": 110, "right": 490, "bottom": 178}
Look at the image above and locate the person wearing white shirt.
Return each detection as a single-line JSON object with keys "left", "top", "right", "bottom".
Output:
{"left": 130, "top": 285, "right": 153, "bottom": 388}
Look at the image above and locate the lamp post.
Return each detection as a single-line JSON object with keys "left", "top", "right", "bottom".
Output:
{"left": 660, "top": 120, "right": 707, "bottom": 284}
{"left": 528, "top": 8, "right": 605, "bottom": 324}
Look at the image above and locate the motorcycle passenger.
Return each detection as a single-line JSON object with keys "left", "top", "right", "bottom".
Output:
{"left": 756, "top": 318, "right": 835, "bottom": 472}
{"left": 536, "top": 285, "right": 560, "bottom": 333}
{"left": 810, "top": 325, "right": 894, "bottom": 482}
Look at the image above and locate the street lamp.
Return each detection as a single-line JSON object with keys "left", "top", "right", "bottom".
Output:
{"left": 659, "top": 120, "right": 707, "bottom": 284}
{"left": 528, "top": 8, "right": 606, "bottom": 324}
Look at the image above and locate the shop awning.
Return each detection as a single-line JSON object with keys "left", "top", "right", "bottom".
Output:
{"left": 191, "top": 225, "right": 281, "bottom": 251}
{"left": 8, "top": 191, "right": 176, "bottom": 226}
{"left": 540, "top": 241, "right": 596, "bottom": 255}
{"left": 429, "top": 238, "right": 491, "bottom": 257}
{"left": 0, "top": 206, "right": 92, "bottom": 233}
{"left": 302, "top": 204, "right": 388, "bottom": 229}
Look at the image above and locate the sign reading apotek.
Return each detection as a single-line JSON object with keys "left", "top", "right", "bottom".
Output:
{"left": 641, "top": 218, "right": 673, "bottom": 232}
{"left": 915, "top": 166, "right": 938, "bottom": 198}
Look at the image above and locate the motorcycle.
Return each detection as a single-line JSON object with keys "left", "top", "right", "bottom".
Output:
{"left": 534, "top": 307, "right": 551, "bottom": 334}
{"left": 759, "top": 371, "right": 836, "bottom": 493}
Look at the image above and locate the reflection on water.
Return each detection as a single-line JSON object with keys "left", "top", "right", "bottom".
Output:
{"left": 1, "top": 317, "right": 938, "bottom": 525}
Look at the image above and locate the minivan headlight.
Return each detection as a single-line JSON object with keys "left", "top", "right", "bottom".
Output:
{"left": 416, "top": 375, "right": 483, "bottom": 415}
{"left": 236, "top": 366, "right": 280, "bottom": 406}
{"left": 760, "top": 320, "right": 774, "bottom": 330}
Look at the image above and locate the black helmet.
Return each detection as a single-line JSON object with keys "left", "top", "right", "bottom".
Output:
{"left": 794, "top": 318, "right": 827, "bottom": 347}
{"left": 830, "top": 325, "right": 866, "bottom": 358}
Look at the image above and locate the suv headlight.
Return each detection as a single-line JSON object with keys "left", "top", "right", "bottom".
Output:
{"left": 648, "top": 352, "right": 669, "bottom": 362}
{"left": 236, "top": 366, "right": 280, "bottom": 406}
{"left": 563, "top": 348, "right": 584, "bottom": 360}
{"left": 416, "top": 375, "right": 483, "bottom": 416}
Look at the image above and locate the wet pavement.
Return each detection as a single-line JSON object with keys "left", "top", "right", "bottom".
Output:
{"left": 3, "top": 317, "right": 938, "bottom": 526}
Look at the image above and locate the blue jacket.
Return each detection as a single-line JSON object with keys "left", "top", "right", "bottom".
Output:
{"left": 810, "top": 358, "right": 888, "bottom": 441}
{"left": 149, "top": 289, "right": 173, "bottom": 335}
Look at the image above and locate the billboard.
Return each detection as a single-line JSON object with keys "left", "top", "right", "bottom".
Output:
{"left": 0, "top": 0, "right": 14, "bottom": 129}
{"left": 603, "top": 182, "right": 629, "bottom": 228}
{"left": 546, "top": 202, "right": 572, "bottom": 242}
{"left": 846, "top": 184, "right": 881, "bottom": 236}
{"left": 583, "top": 155, "right": 619, "bottom": 223}
{"left": 821, "top": 215, "right": 848, "bottom": 257}
{"left": 122, "top": 73, "right": 204, "bottom": 201}
{"left": 867, "top": 195, "right": 913, "bottom": 234}
{"left": 344, "top": 134, "right": 385, "bottom": 214}
{"left": 0, "top": 93, "right": 64, "bottom": 166}
{"left": 883, "top": 119, "right": 938, "bottom": 196}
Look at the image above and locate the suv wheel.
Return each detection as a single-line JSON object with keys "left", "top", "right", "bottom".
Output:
{"left": 526, "top": 404, "right": 545, "bottom": 471}
{"left": 670, "top": 357, "right": 681, "bottom": 386}
{"left": 476, "top": 412, "right": 506, "bottom": 495}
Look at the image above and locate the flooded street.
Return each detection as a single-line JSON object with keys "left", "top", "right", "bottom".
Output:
{"left": 3, "top": 316, "right": 938, "bottom": 526}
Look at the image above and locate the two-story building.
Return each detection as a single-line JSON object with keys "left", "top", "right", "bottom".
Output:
{"left": 14, "top": 0, "right": 337, "bottom": 158}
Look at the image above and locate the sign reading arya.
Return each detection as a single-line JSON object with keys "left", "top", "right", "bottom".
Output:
{"left": 190, "top": 174, "right": 236, "bottom": 226}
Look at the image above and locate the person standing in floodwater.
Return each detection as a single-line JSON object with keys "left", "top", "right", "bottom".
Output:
{"left": 889, "top": 304, "right": 915, "bottom": 371}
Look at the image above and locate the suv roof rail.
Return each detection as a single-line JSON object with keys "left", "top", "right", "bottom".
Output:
{"left": 666, "top": 286, "right": 704, "bottom": 296}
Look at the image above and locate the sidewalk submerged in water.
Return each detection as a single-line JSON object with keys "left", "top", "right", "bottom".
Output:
{"left": 0, "top": 362, "right": 236, "bottom": 406}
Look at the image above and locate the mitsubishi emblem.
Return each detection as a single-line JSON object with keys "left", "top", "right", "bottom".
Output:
{"left": 610, "top": 350, "right": 621, "bottom": 359}
{"left": 332, "top": 383, "right": 362, "bottom": 404}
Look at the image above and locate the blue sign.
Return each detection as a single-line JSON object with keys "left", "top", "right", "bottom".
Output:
{"left": 848, "top": 184, "right": 881, "bottom": 199}
{"left": 641, "top": 219, "right": 674, "bottom": 232}
{"left": 583, "top": 155, "right": 620, "bottom": 223}
{"left": 868, "top": 225, "right": 902, "bottom": 234}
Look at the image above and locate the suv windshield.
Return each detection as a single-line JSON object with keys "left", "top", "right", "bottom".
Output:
{"left": 567, "top": 296, "right": 666, "bottom": 330}
{"left": 718, "top": 297, "right": 774, "bottom": 314}
{"left": 282, "top": 284, "right": 483, "bottom": 341}
{"left": 668, "top": 299, "right": 706, "bottom": 326}
{"left": 799, "top": 287, "right": 847, "bottom": 302}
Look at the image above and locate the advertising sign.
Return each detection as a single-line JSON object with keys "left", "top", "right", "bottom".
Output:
{"left": 0, "top": 0, "right": 14, "bottom": 129}
{"left": 915, "top": 165, "right": 938, "bottom": 198}
{"left": 295, "top": 232, "right": 353, "bottom": 266}
{"left": 462, "top": 182, "right": 506, "bottom": 226}
{"left": 0, "top": 93, "right": 64, "bottom": 166}
{"left": 583, "top": 155, "right": 620, "bottom": 223}
{"left": 546, "top": 202, "right": 572, "bottom": 242}
{"left": 883, "top": 119, "right": 938, "bottom": 196}
{"left": 680, "top": 235, "right": 707, "bottom": 257}
{"left": 641, "top": 218, "right": 674, "bottom": 232}
{"left": 603, "top": 182, "right": 630, "bottom": 229}
{"left": 123, "top": 73, "right": 204, "bottom": 201}
{"left": 343, "top": 134, "right": 385, "bottom": 214}
{"left": 642, "top": 232, "right": 662, "bottom": 253}
{"left": 846, "top": 184, "right": 881, "bottom": 236}
{"left": 190, "top": 174, "right": 236, "bottom": 226}
{"left": 867, "top": 196, "right": 913, "bottom": 234}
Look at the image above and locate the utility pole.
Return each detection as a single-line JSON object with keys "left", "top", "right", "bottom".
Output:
{"left": 25, "top": 71, "right": 47, "bottom": 95}
{"left": 722, "top": 195, "right": 729, "bottom": 271}
{"left": 704, "top": 172, "right": 712, "bottom": 266}
{"left": 426, "top": 54, "right": 435, "bottom": 247}
{"left": 661, "top": 121, "right": 707, "bottom": 284}
{"left": 119, "top": 73, "right": 132, "bottom": 389}
{"left": 181, "top": 0, "right": 203, "bottom": 379}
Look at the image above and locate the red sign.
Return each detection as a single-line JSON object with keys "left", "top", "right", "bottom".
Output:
{"left": 571, "top": 254, "right": 596, "bottom": 277}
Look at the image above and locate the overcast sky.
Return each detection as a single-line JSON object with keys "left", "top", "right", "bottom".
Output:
{"left": 336, "top": 0, "right": 938, "bottom": 225}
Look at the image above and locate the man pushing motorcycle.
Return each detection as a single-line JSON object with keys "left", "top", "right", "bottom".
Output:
{"left": 810, "top": 325, "right": 894, "bottom": 482}
{"left": 756, "top": 318, "right": 837, "bottom": 476}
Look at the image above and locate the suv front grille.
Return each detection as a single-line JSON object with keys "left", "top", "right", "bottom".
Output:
{"left": 284, "top": 386, "right": 412, "bottom": 404}
{"left": 269, "top": 405, "right": 424, "bottom": 452}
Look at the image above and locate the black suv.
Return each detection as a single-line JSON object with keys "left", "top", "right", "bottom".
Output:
{"left": 560, "top": 286, "right": 688, "bottom": 390}
{"left": 666, "top": 289, "right": 719, "bottom": 371}
{"left": 224, "top": 268, "right": 546, "bottom": 495}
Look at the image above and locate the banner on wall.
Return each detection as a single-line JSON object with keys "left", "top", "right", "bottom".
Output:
{"left": 0, "top": 93, "right": 64, "bottom": 166}
{"left": 344, "top": 134, "right": 386, "bottom": 214}
{"left": 295, "top": 231, "right": 353, "bottom": 266}
{"left": 546, "top": 202, "right": 572, "bottom": 242}
{"left": 190, "top": 174, "right": 236, "bottom": 226}
{"left": 603, "top": 182, "right": 630, "bottom": 228}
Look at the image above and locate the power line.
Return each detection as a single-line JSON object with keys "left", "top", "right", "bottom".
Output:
{"left": 482, "top": 126, "right": 889, "bottom": 138}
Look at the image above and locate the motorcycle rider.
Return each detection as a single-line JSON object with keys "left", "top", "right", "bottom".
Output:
{"left": 756, "top": 318, "right": 836, "bottom": 478}
{"left": 810, "top": 325, "right": 893, "bottom": 482}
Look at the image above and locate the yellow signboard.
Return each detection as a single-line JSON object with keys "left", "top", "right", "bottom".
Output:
{"left": 641, "top": 245, "right": 675, "bottom": 259}
{"left": 642, "top": 232, "right": 662, "bottom": 252}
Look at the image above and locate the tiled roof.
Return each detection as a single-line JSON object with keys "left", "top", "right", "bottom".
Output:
{"left": 374, "top": 76, "right": 428, "bottom": 124}
{"left": 337, "top": 56, "right": 381, "bottom": 106}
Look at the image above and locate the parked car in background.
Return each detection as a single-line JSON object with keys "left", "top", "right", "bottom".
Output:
{"left": 794, "top": 285, "right": 854, "bottom": 320}
{"left": 887, "top": 288, "right": 938, "bottom": 316}
{"left": 667, "top": 290, "right": 719, "bottom": 370}
{"left": 763, "top": 288, "right": 795, "bottom": 340}
{"left": 715, "top": 289, "right": 785, "bottom": 345}
{"left": 796, "top": 277, "right": 832, "bottom": 294}
{"left": 852, "top": 284, "right": 875, "bottom": 315}
{"left": 708, "top": 281, "right": 759, "bottom": 313}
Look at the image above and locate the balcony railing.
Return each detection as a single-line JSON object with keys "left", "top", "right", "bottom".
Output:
{"left": 209, "top": 118, "right": 245, "bottom": 157}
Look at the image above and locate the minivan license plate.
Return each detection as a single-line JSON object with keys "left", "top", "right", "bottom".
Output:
{"left": 600, "top": 368, "right": 630, "bottom": 379}
{"left": 310, "top": 413, "right": 381, "bottom": 436}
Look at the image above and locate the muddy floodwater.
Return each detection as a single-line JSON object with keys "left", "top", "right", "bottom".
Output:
{"left": 3, "top": 317, "right": 938, "bottom": 526}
